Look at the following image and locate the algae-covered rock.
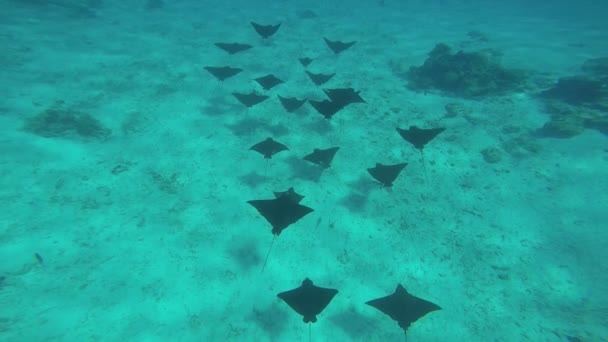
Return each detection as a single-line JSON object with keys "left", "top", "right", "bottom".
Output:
{"left": 538, "top": 101, "right": 608, "bottom": 138}
{"left": 536, "top": 58, "right": 608, "bottom": 140}
{"left": 406, "top": 43, "right": 525, "bottom": 97}
{"left": 539, "top": 116, "right": 585, "bottom": 138}
{"left": 481, "top": 147, "right": 502, "bottom": 163}
{"left": 23, "top": 104, "right": 111, "bottom": 140}
{"left": 538, "top": 102, "right": 584, "bottom": 138}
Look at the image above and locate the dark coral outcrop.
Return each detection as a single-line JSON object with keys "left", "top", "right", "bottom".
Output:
{"left": 405, "top": 43, "right": 525, "bottom": 97}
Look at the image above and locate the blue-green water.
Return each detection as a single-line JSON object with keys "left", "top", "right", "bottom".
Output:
{"left": 1, "top": 0, "right": 606, "bottom": 341}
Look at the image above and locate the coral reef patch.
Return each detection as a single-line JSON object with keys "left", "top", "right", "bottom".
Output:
{"left": 537, "top": 57, "right": 608, "bottom": 138}
{"left": 405, "top": 43, "right": 525, "bottom": 97}
{"left": 537, "top": 101, "right": 607, "bottom": 138}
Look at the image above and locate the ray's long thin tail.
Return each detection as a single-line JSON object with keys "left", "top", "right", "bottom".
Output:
{"left": 420, "top": 150, "right": 429, "bottom": 186}
{"left": 261, "top": 235, "right": 276, "bottom": 273}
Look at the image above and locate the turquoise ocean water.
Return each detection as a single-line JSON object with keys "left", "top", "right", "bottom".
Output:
{"left": 1, "top": 0, "right": 607, "bottom": 341}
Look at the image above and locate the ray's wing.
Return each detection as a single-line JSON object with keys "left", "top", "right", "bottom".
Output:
{"left": 303, "top": 149, "right": 323, "bottom": 164}
{"left": 367, "top": 164, "right": 386, "bottom": 184}
{"left": 278, "top": 202, "right": 314, "bottom": 235}
{"left": 305, "top": 147, "right": 340, "bottom": 168}
{"left": 273, "top": 187, "right": 305, "bottom": 204}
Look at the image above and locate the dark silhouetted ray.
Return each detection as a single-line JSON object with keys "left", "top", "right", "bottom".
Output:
{"left": 324, "top": 88, "right": 365, "bottom": 107}
{"left": 306, "top": 71, "right": 335, "bottom": 86}
{"left": 396, "top": 126, "right": 445, "bottom": 183}
{"left": 367, "top": 163, "right": 407, "bottom": 187}
{"left": 248, "top": 195, "right": 314, "bottom": 271}
{"left": 248, "top": 196, "right": 313, "bottom": 236}
{"left": 273, "top": 187, "right": 304, "bottom": 204}
{"left": 233, "top": 92, "right": 269, "bottom": 108}
{"left": 204, "top": 66, "right": 242, "bottom": 81}
{"left": 308, "top": 99, "right": 343, "bottom": 119}
{"left": 251, "top": 22, "right": 281, "bottom": 39}
{"left": 299, "top": 57, "right": 313, "bottom": 67}
{"left": 249, "top": 137, "right": 288, "bottom": 159}
{"left": 214, "top": 42, "right": 253, "bottom": 54}
{"left": 278, "top": 278, "right": 338, "bottom": 324}
{"left": 254, "top": 74, "right": 284, "bottom": 90}
{"left": 278, "top": 95, "right": 307, "bottom": 112}
{"left": 396, "top": 126, "right": 445, "bottom": 151}
{"left": 324, "top": 37, "right": 356, "bottom": 54}
{"left": 366, "top": 284, "right": 441, "bottom": 339}
{"left": 304, "top": 147, "right": 340, "bottom": 169}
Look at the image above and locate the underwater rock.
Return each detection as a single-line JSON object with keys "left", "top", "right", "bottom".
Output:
{"left": 23, "top": 105, "right": 111, "bottom": 140}
{"left": 481, "top": 147, "right": 502, "bottom": 163}
{"left": 540, "top": 76, "right": 607, "bottom": 105}
{"left": 538, "top": 102, "right": 585, "bottom": 138}
{"left": 539, "top": 116, "right": 586, "bottom": 138}
{"left": 538, "top": 101, "right": 608, "bottom": 138}
{"left": 537, "top": 60, "right": 608, "bottom": 137}
{"left": 406, "top": 43, "right": 525, "bottom": 97}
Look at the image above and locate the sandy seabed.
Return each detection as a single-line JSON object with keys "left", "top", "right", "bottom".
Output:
{"left": 1, "top": 1, "right": 607, "bottom": 341}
